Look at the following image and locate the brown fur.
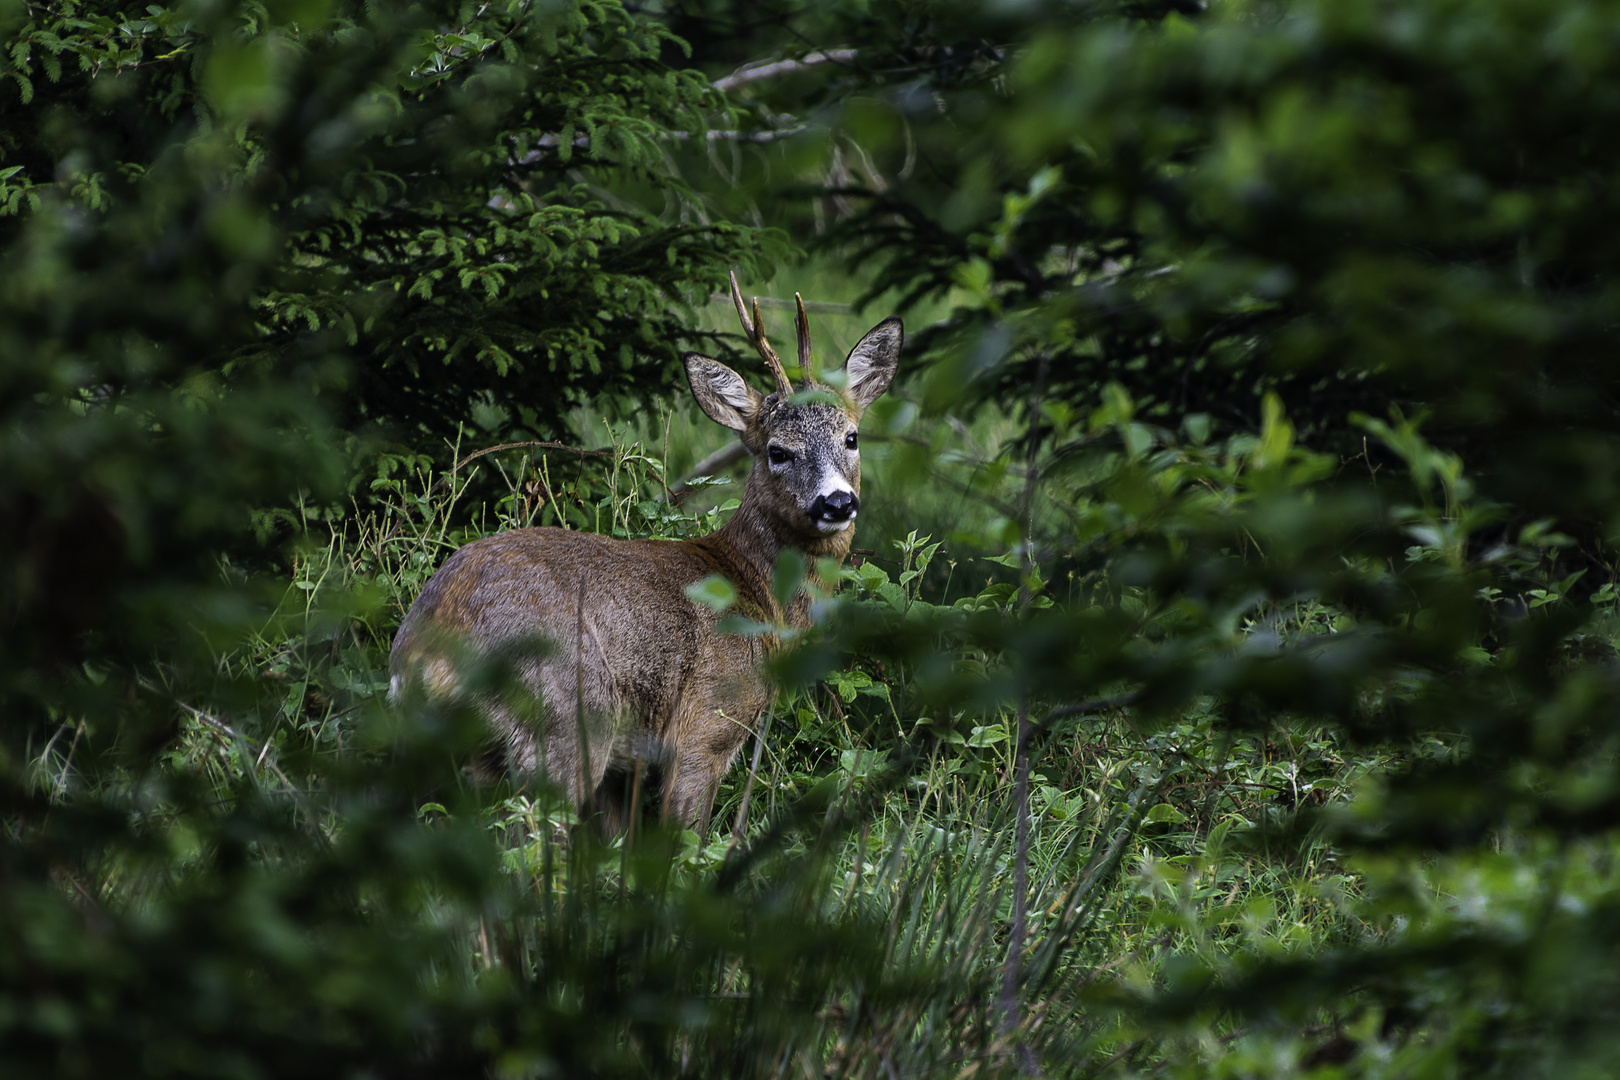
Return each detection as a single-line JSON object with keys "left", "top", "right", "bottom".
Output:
{"left": 391, "top": 309, "right": 903, "bottom": 832}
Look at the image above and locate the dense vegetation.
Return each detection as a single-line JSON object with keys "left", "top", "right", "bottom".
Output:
{"left": 6, "top": 0, "right": 1620, "bottom": 1076}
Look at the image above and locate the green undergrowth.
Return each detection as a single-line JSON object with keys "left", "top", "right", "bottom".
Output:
{"left": 31, "top": 397, "right": 1620, "bottom": 1077}
{"left": 193, "top": 435, "right": 1382, "bottom": 1062}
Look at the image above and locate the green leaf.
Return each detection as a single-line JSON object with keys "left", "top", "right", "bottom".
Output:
{"left": 772, "top": 550, "right": 805, "bottom": 614}
{"left": 967, "top": 724, "right": 1008, "bottom": 748}
{"left": 685, "top": 574, "right": 736, "bottom": 613}
{"left": 1144, "top": 803, "right": 1187, "bottom": 825}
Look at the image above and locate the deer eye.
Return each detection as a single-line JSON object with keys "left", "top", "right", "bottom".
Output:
{"left": 845, "top": 432, "right": 859, "bottom": 451}
{"left": 767, "top": 446, "right": 794, "bottom": 465}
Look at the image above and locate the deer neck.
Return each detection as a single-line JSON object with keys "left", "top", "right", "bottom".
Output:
{"left": 698, "top": 465, "right": 853, "bottom": 628}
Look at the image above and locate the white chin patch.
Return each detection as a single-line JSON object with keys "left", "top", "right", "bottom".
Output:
{"left": 816, "top": 518, "right": 854, "bottom": 535}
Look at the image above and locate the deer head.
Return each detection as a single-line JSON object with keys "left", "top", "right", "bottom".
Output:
{"left": 683, "top": 273, "right": 903, "bottom": 542}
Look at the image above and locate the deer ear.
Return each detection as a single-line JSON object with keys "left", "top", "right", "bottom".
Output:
{"left": 684, "top": 353, "right": 762, "bottom": 432}
{"left": 842, "top": 316, "right": 903, "bottom": 411}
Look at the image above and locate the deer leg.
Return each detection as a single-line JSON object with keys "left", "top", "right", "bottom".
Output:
{"left": 663, "top": 759, "right": 724, "bottom": 834}
{"left": 663, "top": 704, "right": 755, "bottom": 831}
{"left": 527, "top": 638, "right": 631, "bottom": 817}
{"left": 593, "top": 753, "right": 655, "bottom": 840}
{"left": 592, "top": 767, "right": 631, "bottom": 838}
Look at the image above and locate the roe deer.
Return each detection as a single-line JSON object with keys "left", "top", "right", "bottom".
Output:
{"left": 390, "top": 274, "right": 902, "bottom": 833}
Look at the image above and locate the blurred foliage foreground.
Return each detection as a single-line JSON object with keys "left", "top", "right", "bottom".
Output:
{"left": 8, "top": 0, "right": 1620, "bottom": 1078}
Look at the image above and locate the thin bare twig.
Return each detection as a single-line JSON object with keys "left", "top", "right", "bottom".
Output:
{"left": 656, "top": 441, "right": 751, "bottom": 505}
{"left": 424, "top": 439, "right": 613, "bottom": 504}
{"left": 729, "top": 705, "right": 775, "bottom": 846}
{"left": 691, "top": 126, "right": 808, "bottom": 143}
{"left": 453, "top": 439, "right": 612, "bottom": 475}
{"left": 511, "top": 125, "right": 809, "bottom": 167}
{"left": 712, "top": 50, "right": 859, "bottom": 92}
{"left": 175, "top": 700, "right": 303, "bottom": 801}
{"left": 1027, "top": 692, "right": 1142, "bottom": 740}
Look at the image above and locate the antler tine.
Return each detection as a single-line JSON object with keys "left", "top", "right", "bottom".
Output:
{"left": 727, "top": 269, "right": 755, "bottom": 338}
{"left": 794, "top": 292, "right": 813, "bottom": 387}
{"left": 727, "top": 269, "right": 792, "bottom": 396}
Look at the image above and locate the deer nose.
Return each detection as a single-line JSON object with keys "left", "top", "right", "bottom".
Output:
{"left": 809, "top": 490, "right": 859, "bottom": 523}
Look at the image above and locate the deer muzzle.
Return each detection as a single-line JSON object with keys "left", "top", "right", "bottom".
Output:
{"left": 808, "top": 490, "right": 859, "bottom": 532}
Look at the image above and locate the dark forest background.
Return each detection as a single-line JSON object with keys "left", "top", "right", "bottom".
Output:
{"left": 6, "top": 0, "right": 1620, "bottom": 1075}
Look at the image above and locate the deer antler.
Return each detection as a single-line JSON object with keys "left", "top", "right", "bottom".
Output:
{"left": 729, "top": 270, "right": 793, "bottom": 397}
{"left": 794, "top": 292, "right": 813, "bottom": 387}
